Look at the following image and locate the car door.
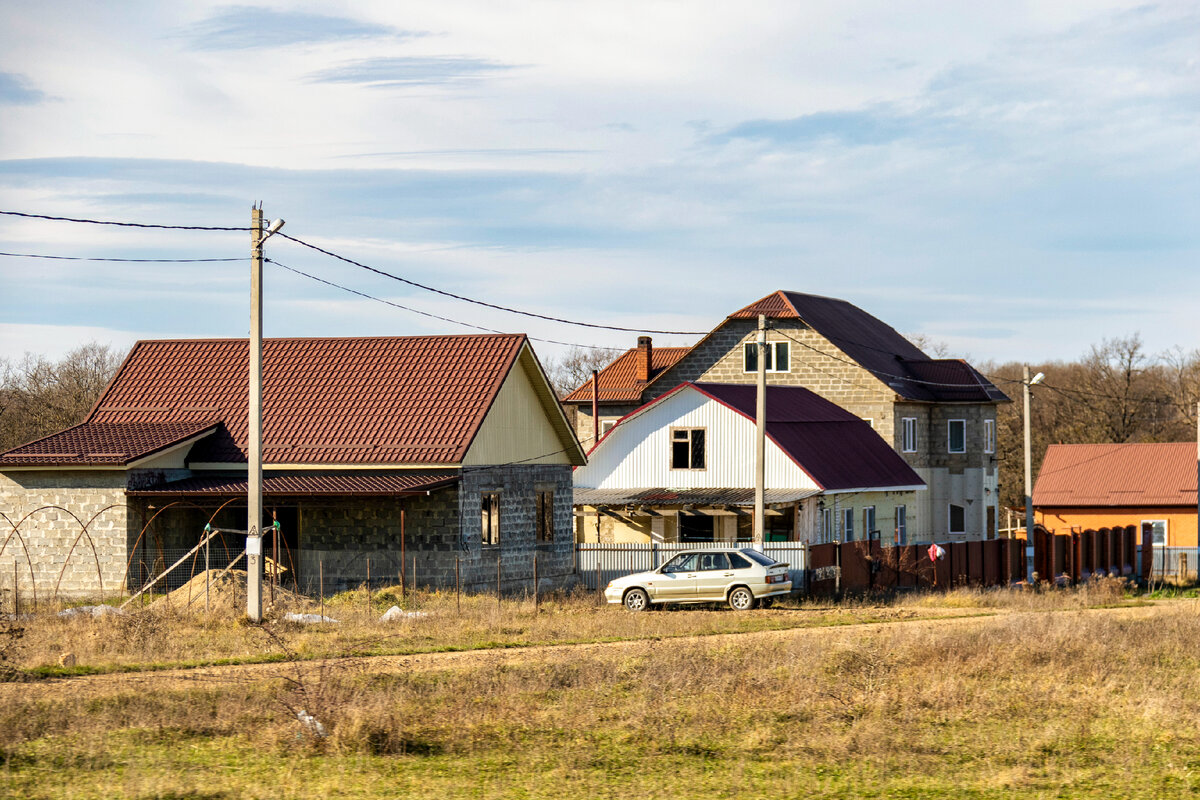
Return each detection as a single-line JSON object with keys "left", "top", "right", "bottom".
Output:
{"left": 693, "top": 552, "right": 733, "bottom": 600}
{"left": 652, "top": 553, "right": 700, "bottom": 600}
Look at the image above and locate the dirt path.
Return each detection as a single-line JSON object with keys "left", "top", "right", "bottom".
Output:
{"left": 0, "top": 601, "right": 1175, "bottom": 703}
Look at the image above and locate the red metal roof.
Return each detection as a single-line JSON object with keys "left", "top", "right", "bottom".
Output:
{"left": 2, "top": 334, "right": 527, "bottom": 467}
{"left": 562, "top": 346, "right": 690, "bottom": 403}
{"left": 128, "top": 471, "right": 459, "bottom": 497}
{"left": 690, "top": 382, "right": 925, "bottom": 492}
{"left": 1034, "top": 442, "right": 1198, "bottom": 507}
{"left": 0, "top": 420, "right": 218, "bottom": 466}
{"left": 728, "top": 291, "right": 1008, "bottom": 404}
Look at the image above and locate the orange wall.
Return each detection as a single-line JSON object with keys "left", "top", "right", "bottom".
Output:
{"left": 1036, "top": 507, "right": 1198, "bottom": 547}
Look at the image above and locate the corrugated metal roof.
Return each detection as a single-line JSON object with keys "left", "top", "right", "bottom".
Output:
{"left": 562, "top": 346, "right": 690, "bottom": 403}
{"left": 129, "top": 471, "right": 459, "bottom": 497}
{"left": 2, "top": 334, "right": 527, "bottom": 467}
{"left": 574, "top": 487, "right": 820, "bottom": 507}
{"left": 1034, "top": 442, "right": 1198, "bottom": 507}
{"left": 692, "top": 382, "right": 926, "bottom": 492}
{"left": 728, "top": 291, "right": 1008, "bottom": 404}
{"left": 0, "top": 420, "right": 218, "bottom": 466}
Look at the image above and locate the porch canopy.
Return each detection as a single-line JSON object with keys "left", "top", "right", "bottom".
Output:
{"left": 128, "top": 471, "right": 459, "bottom": 498}
{"left": 574, "top": 487, "right": 819, "bottom": 509}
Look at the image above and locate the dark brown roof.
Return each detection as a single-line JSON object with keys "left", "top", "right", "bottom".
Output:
{"left": 562, "top": 346, "right": 690, "bottom": 403}
{"left": 728, "top": 291, "right": 1009, "bottom": 403}
{"left": 2, "top": 334, "right": 530, "bottom": 467}
{"left": 129, "top": 471, "right": 459, "bottom": 497}
{"left": 574, "top": 487, "right": 821, "bottom": 507}
{"left": 1034, "top": 443, "right": 1198, "bottom": 507}
{"left": 0, "top": 420, "right": 218, "bottom": 467}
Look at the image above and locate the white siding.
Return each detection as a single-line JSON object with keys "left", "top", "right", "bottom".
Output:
{"left": 573, "top": 386, "right": 819, "bottom": 490}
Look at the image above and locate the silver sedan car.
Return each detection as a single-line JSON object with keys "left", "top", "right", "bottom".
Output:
{"left": 604, "top": 548, "right": 792, "bottom": 611}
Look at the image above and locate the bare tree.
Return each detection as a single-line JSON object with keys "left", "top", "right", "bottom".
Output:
{"left": 0, "top": 342, "right": 124, "bottom": 452}
{"left": 904, "top": 332, "right": 956, "bottom": 359}
{"left": 542, "top": 345, "right": 622, "bottom": 398}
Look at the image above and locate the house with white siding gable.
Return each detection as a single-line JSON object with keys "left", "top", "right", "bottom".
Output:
{"left": 573, "top": 382, "right": 925, "bottom": 545}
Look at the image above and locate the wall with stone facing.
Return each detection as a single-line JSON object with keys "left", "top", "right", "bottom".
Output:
{"left": 298, "top": 465, "right": 576, "bottom": 595}
{"left": 0, "top": 470, "right": 128, "bottom": 599}
{"left": 571, "top": 404, "right": 640, "bottom": 449}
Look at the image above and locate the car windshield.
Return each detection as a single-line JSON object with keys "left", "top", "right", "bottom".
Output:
{"left": 740, "top": 549, "right": 778, "bottom": 567}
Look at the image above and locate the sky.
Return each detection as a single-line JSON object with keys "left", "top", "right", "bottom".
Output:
{"left": 0, "top": 1, "right": 1197, "bottom": 368}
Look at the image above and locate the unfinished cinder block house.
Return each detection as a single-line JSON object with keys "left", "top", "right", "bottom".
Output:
{"left": 0, "top": 334, "right": 585, "bottom": 597}
{"left": 564, "top": 291, "right": 1008, "bottom": 543}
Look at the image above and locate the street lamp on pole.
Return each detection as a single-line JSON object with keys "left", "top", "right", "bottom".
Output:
{"left": 1023, "top": 365, "right": 1044, "bottom": 582}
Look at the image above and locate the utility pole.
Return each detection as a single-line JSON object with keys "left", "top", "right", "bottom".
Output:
{"left": 753, "top": 314, "right": 767, "bottom": 549}
{"left": 247, "top": 205, "right": 284, "bottom": 622}
{"left": 1023, "top": 365, "right": 1043, "bottom": 583}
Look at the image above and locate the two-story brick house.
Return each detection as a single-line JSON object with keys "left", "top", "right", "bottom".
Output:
{"left": 564, "top": 291, "right": 1009, "bottom": 542}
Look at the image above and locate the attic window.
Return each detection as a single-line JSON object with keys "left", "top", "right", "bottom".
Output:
{"left": 743, "top": 341, "right": 790, "bottom": 373}
{"left": 671, "top": 428, "right": 706, "bottom": 470}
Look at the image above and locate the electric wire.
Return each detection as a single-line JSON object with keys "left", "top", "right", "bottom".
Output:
{"left": 275, "top": 231, "right": 708, "bottom": 337}
{"left": 0, "top": 210, "right": 246, "bottom": 231}
{"left": 0, "top": 250, "right": 245, "bottom": 263}
{"left": 266, "top": 257, "right": 617, "bottom": 351}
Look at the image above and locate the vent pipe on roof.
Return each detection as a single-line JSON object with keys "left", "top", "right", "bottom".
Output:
{"left": 636, "top": 336, "right": 653, "bottom": 383}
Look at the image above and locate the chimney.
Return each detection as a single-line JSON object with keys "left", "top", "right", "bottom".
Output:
{"left": 636, "top": 336, "right": 653, "bottom": 382}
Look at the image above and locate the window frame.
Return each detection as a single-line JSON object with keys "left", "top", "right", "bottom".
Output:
{"left": 743, "top": 341, "right": 790, "bottom": 373}
{"left": 983, "top": 419, "right": 995, "bottom": 454}
{"left": 895, "top": 505, "right": 907, "bottom": 546}
{"left": 901, "top": 417, "right": 917, "bottom": 453}
{"left": 947, "top": 419, "right": 967, "bottom": 454}
{"left": 821, "top": 507, "right": 833, "bottom": 544}
{"left": 948, "top": 503, "right": 966, "bottom": 534}
{"left": 600, "top": 419, "right": 617, "bottom": 436}
{"left": 842, "top": 507, "right": 855, "bottom": 542}
{"left": 863, "top": 506, "right": 876, "bottom": 540}
{"left": 481, "top": 491, "right": 502, "bottom": 547}
{"left": 669, "top": 426, "right": 707, "bottom": 471}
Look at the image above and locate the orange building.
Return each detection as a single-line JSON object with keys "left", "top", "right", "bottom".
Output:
{"left": 1033, "top": 443, "right": 1198, "bottom": 547}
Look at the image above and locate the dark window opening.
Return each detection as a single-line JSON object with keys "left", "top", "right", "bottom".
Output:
{"left": 671, "top": 428, "right": 706, "bottom": 469}
{"left": 536, "top": 490, "right": 554, "bottom": 543}
{"left": 481, "top": 492, "right": 501, "bottom": 546}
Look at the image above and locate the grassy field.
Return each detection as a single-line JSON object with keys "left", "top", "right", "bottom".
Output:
{"left": 1, "top": 582, "right": 1197, "bottom": 799}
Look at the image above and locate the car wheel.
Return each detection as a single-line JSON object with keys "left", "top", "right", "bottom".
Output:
{"left": 727, "top": 586, "right": 756, "bottom": 611}
{"left": 623, "top": 588, "right": 650, "bottom": 612}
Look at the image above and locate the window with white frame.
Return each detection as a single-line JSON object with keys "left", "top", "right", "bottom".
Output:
{"left": 861, "top": 418, "right": 874, "bottom": 429}
{"left": 984, "top": 419, "right": 995, "bottom": 454}
{"left": 947, "top": 419, "right": 966, "bottom": 454}
{"left": 895, "top": 505, "right": 907, "bottom": 545}
{"left": 670, "top": 428, "right": 706, "bottom": 470}
{"left": 481, "top": 492, "right": 501, "bottom": 546}
{"left": 600, "top": 419, "right": 617, "bottom": 435}
{"left": 901, "top": 417, "right": 917, "bottom": 453}
{"left": 863, "top": 506, "right": 876, "bottom": 540}
{"left": 1143, "top": 519, "right": 1168, "bottom": 546}
{"left": 842, "top": 507, "right": 855, "bottom": 542}
{"left": 821, "top": 507, "right": 833, "bottom": 543}
{"left": 743, "top": 341, "right": 790, "bottom": 373}
{"left": 948, "top": 503, "right": 966, "bottom": 534}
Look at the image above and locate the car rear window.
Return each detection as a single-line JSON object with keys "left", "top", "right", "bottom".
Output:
{"left": 727, "top": 552, "right": 752, "bottom": 569}
{"left": 740, "top": 549, "right": 778, "bottom": 567}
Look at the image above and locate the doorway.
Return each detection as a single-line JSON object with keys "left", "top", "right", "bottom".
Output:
{"left": 679, "top": 514, "right": 715, "bottom": 543}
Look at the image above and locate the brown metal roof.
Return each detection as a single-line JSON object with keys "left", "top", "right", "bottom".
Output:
{"left": 562, "top": 346, "right": 690, "bottom": 403}
{"left": 574, "top": 487, "right": 821, "bottom": 507}
{"left": 0, "top": 420, "right": 218, "bottom": 466}
{"left": 727, "top": 291, "right": 1008, "bottom": 404}
{"left": 1034, "top": 442, "right": 1198, "bottom": 507}
{"left": 2, "top": 334, "right": 528, "bottom": 467}
{"left": 129, "top": 471, "right": 459, "bottom": 497}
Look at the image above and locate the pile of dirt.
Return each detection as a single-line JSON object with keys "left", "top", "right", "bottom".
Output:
{"left": 150, "top": 570, "right": 309, "bottom": 616}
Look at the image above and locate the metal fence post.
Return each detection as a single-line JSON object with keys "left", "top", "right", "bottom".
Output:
{"left": 533, "top": 554, "right": 539, "bottom": 615}
{"left": 455, "top": 557, "right": 461, "bottom": 616}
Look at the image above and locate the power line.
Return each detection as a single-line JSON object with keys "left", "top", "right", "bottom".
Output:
{"left": 276, "top": 231, "right": 708, "bottom": 337}
{"left": 0, "top": 250, "right": 245, "bottom": 263}
{"left": 266, "top": 257, "right": 616, "bottom": 351}
{"left": 0, "top": 210, "right": 245, "bottom": 232}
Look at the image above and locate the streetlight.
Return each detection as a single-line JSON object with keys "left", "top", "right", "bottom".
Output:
{"left": 1023, "top": 366, "right": 1044, "bottom": 582}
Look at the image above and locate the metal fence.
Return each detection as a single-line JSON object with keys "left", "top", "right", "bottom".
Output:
{"left": 575, "top": 541, "right": 809, "bottom": 592}
{"left": 128, "top": 545, "right": 246, "bottom": 594}
{"left": 1150, "top": 546, "right": 1199, "bottom": 583}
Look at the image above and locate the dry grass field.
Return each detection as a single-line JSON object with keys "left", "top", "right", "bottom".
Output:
{"left": 0, "top": 582, "right": 1197, "bottom": 799}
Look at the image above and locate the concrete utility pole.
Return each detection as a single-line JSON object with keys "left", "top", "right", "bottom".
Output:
{"left": 247, "top": 206, "right": 284, "bottom": 622}
{"left": 1023, "top": 365, "right": 1043, "bottom": 582}
{"left": 753, "top": 314, "right": 767, "bottom": 549}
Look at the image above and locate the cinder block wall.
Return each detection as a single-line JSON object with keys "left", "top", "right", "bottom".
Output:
{"left": 0, "top": 470, "right": 128, "bottom": 599}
